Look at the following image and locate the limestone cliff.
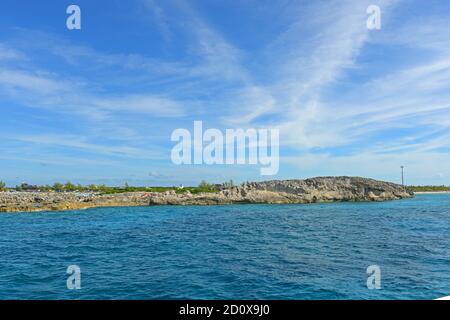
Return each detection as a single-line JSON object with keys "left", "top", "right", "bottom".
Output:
{"left": 149, "top": 177, "right": 413, "bottom": 205}
{"left": 0, "top": 177, "right": 413, "bottom": 213}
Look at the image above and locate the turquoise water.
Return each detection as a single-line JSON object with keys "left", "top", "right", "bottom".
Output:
{"left": 0, "top": 194, "right": 449, "bottom": 300}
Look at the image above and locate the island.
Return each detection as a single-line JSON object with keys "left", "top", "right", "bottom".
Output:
{"left": 0, "top": 177, "right": 413, "bottom": 213}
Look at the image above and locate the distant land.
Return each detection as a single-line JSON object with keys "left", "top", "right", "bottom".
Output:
{"left": 407, "top": 185, "right": 450, "bottom": 192}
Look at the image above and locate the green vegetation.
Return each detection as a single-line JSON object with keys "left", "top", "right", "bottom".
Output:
{"left": 53, "top": 182, "right": 64, "bottom": 192}
{"left": 8, "top": 181, "right": 221, "bottom": 195}
{"left": 407, "top": 185, "right": 450, "bottom": 192}
{"left": 190, "top": 181, "right": 217, "bottom": 194}
{"left": 6, "top": 180, "right": 450, "bottom": 194}
{"left": 97, "top": 185, "right": 183, "bottom": 195}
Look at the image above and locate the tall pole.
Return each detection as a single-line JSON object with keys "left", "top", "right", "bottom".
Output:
{"left": 401, "top": 166, "right": 404, "bottom": 186}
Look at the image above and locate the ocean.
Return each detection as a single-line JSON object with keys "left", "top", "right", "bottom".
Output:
{"left": 0, "top": 194, "right": 449, "bottom": 299}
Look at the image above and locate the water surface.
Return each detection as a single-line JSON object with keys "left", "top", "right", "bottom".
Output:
{"left": 0, "top": 194, "right": 449, "bottom": 299}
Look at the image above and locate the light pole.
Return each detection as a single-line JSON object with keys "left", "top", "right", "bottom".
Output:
{"left": 400, "top": 166, "right": 404, "bottom": 186}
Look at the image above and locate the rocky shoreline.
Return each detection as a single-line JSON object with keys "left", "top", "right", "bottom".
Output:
{"left": 0, "top": 177, "right": 413, "bottom": 213}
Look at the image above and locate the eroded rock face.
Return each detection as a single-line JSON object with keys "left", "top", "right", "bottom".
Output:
{"left": 242, "top": 177, "right": 413, "bottom": 203}
{"left": 0, "top": 192, "right": 150, "bottom": 213}
{"left": 0, "top": 177, "right": 413, "bottom": 213}
{"left": 148, "top": 177, "right": 413, "bottom": 205}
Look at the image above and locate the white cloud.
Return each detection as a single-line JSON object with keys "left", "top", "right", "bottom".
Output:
{"left": 144, "top": 0, "right": 173, "bottom": 42}
{"left": 282, "top": 150, "right": 450, "bottom": 185}
{"left": 93, "top": 95, "right": 185, "bottom": 117}
{"left": 2, "top": 0, "right": 450, "bottom": 184}
{"left": 0, "top": 69, "right": 71, "bottom": 94}
{"left": 253, "top": 0, "right": 385, "bottom": 148}
{"left": 0, "top": 44, "right": 25, "bottom": 61}
{"left": 12, "top": 134, "right": 166, "bottom": 160}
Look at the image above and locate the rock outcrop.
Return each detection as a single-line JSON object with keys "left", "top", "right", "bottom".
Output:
{"left": 0, "top": 192, "right": 150, "bottom": 213}
{"left": 148, "top": 176, "right": 413, "bottom": 205}
{"left": 0, "top": 177, "right": 413, "bottom": 213}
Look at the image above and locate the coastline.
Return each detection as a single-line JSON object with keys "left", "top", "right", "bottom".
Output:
{"left": 414, "top": 191, "right": 450, "bottom": 194}
{"left": 0, "top": 177, "right": 413, "bottom": 213}
{"left": 0, "top": 191, "right": 150, "bottom": 213}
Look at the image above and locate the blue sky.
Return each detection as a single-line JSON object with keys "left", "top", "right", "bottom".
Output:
{"left": 1, "top": 0, "right": 450, "bottom": 186}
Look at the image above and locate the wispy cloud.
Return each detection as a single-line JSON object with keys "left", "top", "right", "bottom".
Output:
{"left": 11, "top": 134, "right": 167, "bottom": 160}
{"left": 0, "top": 43, "right": 25, "bottom": 61}
{"left": 144, "top": 0, "right": 174, "bottom": 42}
{"left": 1, "top": 0, "right": 450, "bottom": 185}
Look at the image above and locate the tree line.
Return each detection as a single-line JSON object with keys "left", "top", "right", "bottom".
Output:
{"left": 0, "top": 181, "right": 221, "bottom": 194}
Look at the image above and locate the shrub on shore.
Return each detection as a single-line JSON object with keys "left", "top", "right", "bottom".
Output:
{"left": 7, "top": 182, "right": 220, "bottom": 195}
{"left": 196, "top": 180, "right": 216, "bottom": 192}
{"left": 407, "top": 185, "right": 450, "bottom": 192}
{"left": 5, "top": 179, "right": 240, "bottom": 194}
{"left": 0, "top": 181, "right": 6, "bottom": 191}
{"left": 53, "top": 183, "right": 64, "bottom": 192}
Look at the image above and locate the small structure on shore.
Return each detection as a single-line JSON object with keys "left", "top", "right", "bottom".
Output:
{"left": 20, "top": 183, "right": 40, "bottom": 192}
{"left": 214, "top": 184, "right": 227, "bottom": 191}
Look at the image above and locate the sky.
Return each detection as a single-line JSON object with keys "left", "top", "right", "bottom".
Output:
{"left": 1, "top": 0, "right": 450, "bottom": 186}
